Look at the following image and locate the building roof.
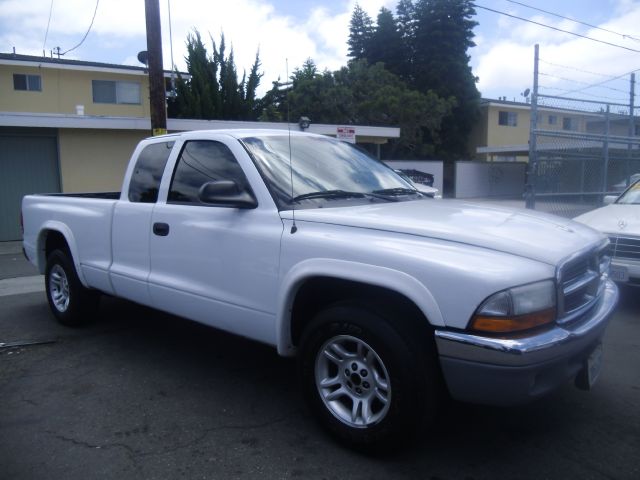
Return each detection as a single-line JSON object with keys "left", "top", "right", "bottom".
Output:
{"left": 0, "top": 52, "right": 184, "bottom": 78}
{"left": 0, "top": 112, "right": 400, "bottom": 142}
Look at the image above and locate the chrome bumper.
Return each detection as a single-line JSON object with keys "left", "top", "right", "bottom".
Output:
{"left": 434, "top": 280, "right": 619, "bottom": 405}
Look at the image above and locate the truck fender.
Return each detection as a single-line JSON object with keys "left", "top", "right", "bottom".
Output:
{"left": 37, "top": 221, "right": 89, "bottom": 287}
{"left": 275, "top": 258, "right": 444, "bottom": 356}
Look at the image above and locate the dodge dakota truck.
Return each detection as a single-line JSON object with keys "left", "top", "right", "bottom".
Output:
{"left": 22, "top": 130, "right": 618, "bottom": 447}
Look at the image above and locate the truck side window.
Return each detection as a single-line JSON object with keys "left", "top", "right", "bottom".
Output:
{"left": 168, "top": 140, "right": 252, "bottom": 205}
{"left": 128, "top": 141, "right": 174, "bottom": 203}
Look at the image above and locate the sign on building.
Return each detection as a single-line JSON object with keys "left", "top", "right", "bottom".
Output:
{"left": 337, "top": 126, "right": 356, "bottom": 143}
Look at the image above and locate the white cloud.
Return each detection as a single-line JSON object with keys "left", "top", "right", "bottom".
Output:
{"left": 473, "top": 1, "right": 640, "bottom": 102}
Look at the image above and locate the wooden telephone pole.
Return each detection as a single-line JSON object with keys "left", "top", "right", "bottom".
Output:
{"left": 144, "top": 0, "right": 167, "bottom": 136}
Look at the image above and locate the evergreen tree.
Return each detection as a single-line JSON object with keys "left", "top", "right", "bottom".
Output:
{"left": 243, "top": 51, "right": 263, "bottom": 120}
{"left": 348, "top": 3, "right": 374, "bottom": 60}
{"left": 368, "top": 7, "right": 405, "bottom": 78}
{"left": 412, "top": 0, "right": 480, "bottom": 157}
{"left": 169, "top": 30, "right": 262, "bottom": 121}
{"left": 396, "top": 0, "right": 416, "bottom": 80}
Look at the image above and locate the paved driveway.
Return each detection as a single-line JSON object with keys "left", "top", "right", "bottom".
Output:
{"left": 1, "top": 250, "right": 639, "bottom": 479}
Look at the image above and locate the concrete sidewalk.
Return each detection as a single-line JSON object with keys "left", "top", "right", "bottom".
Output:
{"left": 0, "top": 241, "right": 43, "bottom": 296}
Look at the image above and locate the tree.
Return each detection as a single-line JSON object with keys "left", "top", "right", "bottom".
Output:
{"left": 261, "top": 59, "right": 454, "bottom": 157}
{"left": 368, "top": 7, "right": 405, "bottom": 78}
{"left": 348, "top": 3, "right": 374, "bottom": 60}
{"left": 169, "top": 30, "right": 263, "bottom": 121}
{"left": 412, "top": 0, "right": 480, "bottom": 158}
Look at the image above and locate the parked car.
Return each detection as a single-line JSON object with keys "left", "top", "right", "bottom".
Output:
{"left": 574, "top": 180, "right": 640, "bottom": 285}
{"left": 394, "top": 169, "right": 441, "bottom": 198}
{"left": 611, "top": 173, "right": 640, "bottom": 192}
{"left": 397, "top": 168, "right": 434, "bottom": 187}
{"left": 23, "top": 130, "right": 618, "bottom": 448}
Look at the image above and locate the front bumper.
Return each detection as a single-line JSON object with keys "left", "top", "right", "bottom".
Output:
{"left": 434, "top": 280, "right": 619, "bottom": 406}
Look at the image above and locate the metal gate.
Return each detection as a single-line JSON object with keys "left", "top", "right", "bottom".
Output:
{"left": 0, "top": 128, "right": 60, "bottom": 241}
{"left": 526, "top": 45, "right": 640, "bottom": 218}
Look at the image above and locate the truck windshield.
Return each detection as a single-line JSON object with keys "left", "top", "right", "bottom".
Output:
{"left": 242, "top": 134, "right": 419, "bottom": 209}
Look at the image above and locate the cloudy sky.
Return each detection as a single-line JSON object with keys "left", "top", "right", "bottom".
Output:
{"left": 1, "top": 0, "right": 639, "bottom": 103}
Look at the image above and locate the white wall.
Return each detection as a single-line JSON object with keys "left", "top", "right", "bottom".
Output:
{"left": 385, "top": 160, "right": 444, "bottom": 192}
{"left": 455, "top": 161, "right": 526, "bottom": 198}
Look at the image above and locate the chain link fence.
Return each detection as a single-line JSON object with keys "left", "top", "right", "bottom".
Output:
{"left": 526, "top": 46, "right": 640, "bottom": 218}
{"left": 528, "top": 94, "right": 640, "bottom": 218}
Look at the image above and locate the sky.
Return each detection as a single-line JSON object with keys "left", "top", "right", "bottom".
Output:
{"left": 1, "top": 0, "right": 640, "bottom": 104}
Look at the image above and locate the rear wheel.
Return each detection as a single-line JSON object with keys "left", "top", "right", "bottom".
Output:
{"left": 299, "top": 301, "right": 439, "bottom": 448}
{"left": 45, "top": 249, "right": 99, "bottom": 326}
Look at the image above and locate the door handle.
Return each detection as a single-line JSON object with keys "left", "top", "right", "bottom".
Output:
{"left": 153, "top": 222, "right": 170, "bottom": 236}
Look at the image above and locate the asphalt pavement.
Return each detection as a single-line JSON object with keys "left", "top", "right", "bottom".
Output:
{"left": 1, "top": 246, "right": 639, "bottom": 479}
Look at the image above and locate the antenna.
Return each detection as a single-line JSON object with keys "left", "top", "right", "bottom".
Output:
{"left": 286, "top": 58, "right": 297, "bottom": 234}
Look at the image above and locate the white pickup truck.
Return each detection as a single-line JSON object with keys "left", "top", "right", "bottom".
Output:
{"left": 22, "top": 129, "right": 618, "bottom": 447}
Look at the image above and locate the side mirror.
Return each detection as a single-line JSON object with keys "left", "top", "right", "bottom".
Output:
{"left": 603, "top": 195, "right": 617, "bottom": 205}
{"left": 198, "top": 180, "right": 258, "bottom": 209}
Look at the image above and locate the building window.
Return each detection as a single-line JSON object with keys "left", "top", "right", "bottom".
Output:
{"left": 13, "top": 74, "right": 41, "bottom": 91}
{"left": 548, "top": 115, "right": 557, "bottom": 125}
{"left": 563, "top": 117, "right": 578, "bottom": 131}
{"left": 498, "top": 111, "right": 517, "bottom": 127}
{"left": 92, "top": 80, "right": 141, "bottom": 104}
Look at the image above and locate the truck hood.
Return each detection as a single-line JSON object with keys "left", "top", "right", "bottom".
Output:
{"left": 283, "top": 199, "right": 605, "bottom": 265}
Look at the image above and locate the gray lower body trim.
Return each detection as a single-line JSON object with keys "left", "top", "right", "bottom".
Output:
{"left": 434, "top": 280, "right": 618, "bottom": 405}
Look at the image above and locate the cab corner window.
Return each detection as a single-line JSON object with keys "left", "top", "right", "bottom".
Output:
{"left": 128, "top": 142, "right": 174, "bottom": 203}
{"left": 168, "top": 140, "right": 251, "bottom": 205}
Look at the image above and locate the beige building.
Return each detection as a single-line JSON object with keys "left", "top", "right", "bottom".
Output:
{"left": 468, "top": 98, "right": 636, "bottom": 162}
{"left": 0, "top": 53, "right": 399, "bottom": 241}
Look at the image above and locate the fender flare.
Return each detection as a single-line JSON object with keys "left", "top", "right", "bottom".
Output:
{"left": 37, "top": 221, "right": 89, "bottom": 287}
{"left": 275, "top": 258, "right": 444, "bottom": 356}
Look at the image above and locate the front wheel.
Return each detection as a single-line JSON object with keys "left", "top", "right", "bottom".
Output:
{"left": 45, "top": 249, "right": 98, "bottom": 326}
{"left": 299, "top": 302, "right": 439, "bottom": 448}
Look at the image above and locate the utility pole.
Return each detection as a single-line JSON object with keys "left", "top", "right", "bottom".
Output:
{"left": 526, "top": 44, "right": 539, "bottom": 210}
{"left": 144, "top": 0, "right": 167, "bottom": 136}
{"left": 627, "top": 73, "right": 635, "bottom": 186}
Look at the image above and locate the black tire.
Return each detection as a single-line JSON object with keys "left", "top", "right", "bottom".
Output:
{"left": 45, "top": 249, "right": 99, "bottom": 326}
{"left": 299, "top": 301, "right": 440, "bottom": 449}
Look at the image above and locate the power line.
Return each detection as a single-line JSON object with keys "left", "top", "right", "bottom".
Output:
{"left": 539, "top": 58, "right": 620, "bottom": 80}
{"left": 561, "top": 67, "right": 640, "bottom": 96}
{"left": 61, "top": 0, "right": 100, "bottom": 55}
{"left": 42, "top": 0, "right": 54, "bottom": 54}
{"left": 538, "top": 86, "right": 628, "bottom": 104}
{"left": 538, "top": 72, "right": 629, "bottom": 94}
{"left": 505, "top": 0, "right": 640, "bottom": 43}
{"left": 473, "top": 3, "right": 640, "bottom": 53}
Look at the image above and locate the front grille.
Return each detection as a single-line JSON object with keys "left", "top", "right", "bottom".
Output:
{"left": 557, "top": 244, "right": 608, "bottom": 323}
{"left": 608, "top": 235, "right": 640, "bottom": 261}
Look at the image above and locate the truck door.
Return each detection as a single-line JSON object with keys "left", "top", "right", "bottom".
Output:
{"left": 148, "top": 137, "right": 283, "bottom": 345}
{"left": 110, "top": 140, "right": 174, "bottom": 306}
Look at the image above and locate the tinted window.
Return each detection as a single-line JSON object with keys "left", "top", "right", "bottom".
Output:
{"left": 92, "top": 80, "right": 141, "bottom": 104}
{"left": 13, "top": 74, "right": 41, "bottom": 91}
{"left": 168, "top": 140, "right": 251, "bottom": 205}
{"left": 128, "top": 142, "right": 174, "bottom": 203}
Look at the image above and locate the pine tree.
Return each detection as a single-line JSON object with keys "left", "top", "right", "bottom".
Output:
{"left": 368, "top": 7, "right": 405, "bottom": 77}
{"left": 412, "top": 0, "right": 480, "bottom": 157}
{"left": 348, "top": 3, "right": 374, "bottom": 60}
{"left": 396, "top": 0, "right": 416, "bottom": 81}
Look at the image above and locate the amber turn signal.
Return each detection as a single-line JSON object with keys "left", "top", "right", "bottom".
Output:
{"left": 470, "top": 308, "right": 556, "bottom": 334}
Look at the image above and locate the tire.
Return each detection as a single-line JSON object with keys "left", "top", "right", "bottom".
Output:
{"left": 299, "top": 301, "right": 440, "bottom": 449}
{"left": 45, "top": 249, "right": 99, "bottom": 326}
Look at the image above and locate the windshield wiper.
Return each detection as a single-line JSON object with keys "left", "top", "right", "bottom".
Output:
{"left": 292, "top": 190, "right": 366, "bottom": 202}
{"left": 372, "top": 187, "right": 422, "bottom": 196}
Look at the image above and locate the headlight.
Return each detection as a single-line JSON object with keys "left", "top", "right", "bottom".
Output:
{"left": 469, "top": 280, "right": 557, "bottom": 334}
